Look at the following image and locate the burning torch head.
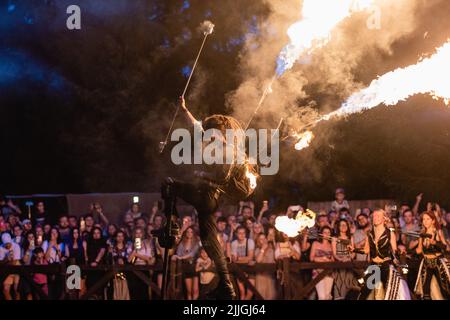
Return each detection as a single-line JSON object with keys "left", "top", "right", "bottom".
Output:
{"left": 200, "top": 20, "right": 215, "bottom": 36}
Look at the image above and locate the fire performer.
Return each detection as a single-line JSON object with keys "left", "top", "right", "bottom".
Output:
{"left": 414, "top": 211, "right": 450, "bottom": 300}
{"left": 356, "top": 209, "right": 411, "bottom": 300}
{"left": 162, "top": 96, "right": 258, "bottom": 300}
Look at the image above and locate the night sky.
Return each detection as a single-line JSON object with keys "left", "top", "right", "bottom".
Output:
{"left": 2, "top": 0, "right": 450, "bottom": 208}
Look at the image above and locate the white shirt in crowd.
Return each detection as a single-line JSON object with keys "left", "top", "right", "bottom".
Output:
{"left": 231, "top": 238, "right": 255, "bottom": 258}
{"left": 0, "top": 233, "right": 22, "bottom": 261}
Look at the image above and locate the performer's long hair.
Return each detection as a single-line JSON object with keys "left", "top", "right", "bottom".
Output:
{"left": 203, "top": 115, "right": 244, "bottom": 136}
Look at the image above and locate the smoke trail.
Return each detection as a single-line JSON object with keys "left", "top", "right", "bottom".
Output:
{"left": 228, "top": 0, "right": 422, "bottom": 129}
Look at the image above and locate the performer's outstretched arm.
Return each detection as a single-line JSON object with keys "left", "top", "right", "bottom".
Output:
{"left": 180, "top": 96, "right": 202, "bottom": 130}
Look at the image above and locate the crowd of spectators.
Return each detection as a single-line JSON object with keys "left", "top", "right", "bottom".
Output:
{"left": 1, "top": 190, "right": 450, "bottom": 300}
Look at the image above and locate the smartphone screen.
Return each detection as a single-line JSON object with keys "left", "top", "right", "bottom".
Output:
{"left": 135, "top": 238, "right": 142, "bottom": 250}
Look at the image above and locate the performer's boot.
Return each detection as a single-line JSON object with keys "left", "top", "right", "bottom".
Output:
{"left": 216, "top": 274, "right": 237, "bottom": 300}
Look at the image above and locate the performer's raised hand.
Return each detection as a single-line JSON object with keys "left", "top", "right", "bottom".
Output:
{"left": 179, "top": 96, "right": 187, "bottom": 110}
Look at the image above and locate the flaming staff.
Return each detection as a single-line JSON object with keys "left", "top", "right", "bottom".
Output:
{"left": 275, "top": 209, "right": 317, "bottom": 237}
{"left": 159, "top": 21, "right": 215, "bottom": 154}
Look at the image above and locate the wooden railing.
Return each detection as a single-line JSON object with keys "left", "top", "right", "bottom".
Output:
{"left": 0, "top": 260, "right": 373, "bottom": 300}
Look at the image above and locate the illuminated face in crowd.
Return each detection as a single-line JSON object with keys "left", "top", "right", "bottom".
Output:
{"left": 131, "top": 204, "right": 140, "bottom": 213}
{"left": 154, "top": 216, "right": 163, "bottom": 228}
{"left": 124, "top": 213, "right": 133, "bottom": 224}
{"left": 403, "top": 210, "right": 414, "bottom": 224}
{"left": 400, "top": 205, "right": 410, "bottom": 214}
{"left": 93, "top": 228, "right": 102, "bottom": 240}
{"left": 338, "top": 220, "right": 348, "bottom": 234}
{"left": 185, "top": 227, "right": 194, "bottom": 239}
{"left": 136, "top": 218, "right": 146, "bottom": 229}
{"left": 27, "top": 233, "right": 35, "bottom": 244}
{"left": 253, "top": 223, "right": 263, "bottom": 235}
{"left": 134, "top": 228, "right": 143, "bottom": 239}
{"left": 357, "top": 215, "right": 369, "bottom": 228}
{"left": 245, "top": 219, "right": 253, "bottom": 230}
{"left": 59, "top": 216, "right": 69, "bottom": 228}
{"left": 50, "top": 228, "right": 59, "bottom": 241}
{"left": 85, "top": 216, "right": 94, "bottom": 227}
{"left": 35, "top": 226, "right": 44, "bottom": 238}
{"left": 372, "top": 210, "right": 385, "bottom": 226}
{"left": 183, "top": 216, "right": 192, "bottom": 227}
{"left": 68, "top": 217, "right": 78, "bottom": 228}
{"left": 268, "top": 214, "right": 277, "bottom": 226}
{"left": 322, "top": 227, "right": 331, "bottom": 239}
{"left": 328, "top": 211, "right": 337, "bottom": 221}
{"left": 237, "top": 228, "right": 247, "bottom": 241}
{"left": 13, "top": 225, "right": 23, "bottom": 237}
{"left": 200, "top": 249, "right": 208, "bottom": 259}
{"left": 317, "top": 215, "right": 329, "bottom": 228}
{"left": 242, "top": 207, "right": 253, "bottom": 219}
{"left": 227, "top": 215, "right": 236, "bottom": 225}
{"left": 217, "top": 221, "right": 226, "bottom": 232}
{"left": 116, "top": 232, "right": 125, "bottom": 244}
{"left": 335, "top": 192, "right": 345, "bottom": 202}
{"left": 422, "top": 213, "right": 435, "bottom": 230}
{"left": 107, "top": 224, "right": 117, "bottom": 236}
{"left": 257, "top": 234, "right": 267, "bottom": 247}
{"left": 37, "top": 202, "right": 45, "bottom": 213}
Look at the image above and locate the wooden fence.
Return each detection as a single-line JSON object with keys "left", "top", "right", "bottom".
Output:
{"left": 0, "top": 260, "right": 372, "bottom": 300}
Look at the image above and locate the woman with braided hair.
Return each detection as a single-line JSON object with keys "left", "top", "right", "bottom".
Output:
{"left": 162, "top": 97, "right": 258, "bottom": 300}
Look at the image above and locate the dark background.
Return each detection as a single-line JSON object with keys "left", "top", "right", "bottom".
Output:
{"left": 1, "top": 0, "right": 450, "bottom": 208}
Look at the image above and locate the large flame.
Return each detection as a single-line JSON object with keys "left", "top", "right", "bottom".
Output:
{"left": 327, "top": 40, "right": 450, "bottom": 119}
{"left": 293, "top": 41, "right": 450, "bottom": 151}
{"left": 277, "top": 0, "right": 374, "bottom": 75}
{"left": 294, "top": 130, "right": 314, "bottom": 151}
{"left": 275, "top": 209, "right": 316, "bottom": 237}
{"left": 245, "top": 165, "right": 257, "bottom": 189}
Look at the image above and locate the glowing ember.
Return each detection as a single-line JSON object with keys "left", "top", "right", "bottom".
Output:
{"left": 246, "top": 166, "right": 257, "bottom": 189}
{"left": 277, "top": 0, "right": 374, "bottom": 75}
{"left": 294, "top": 130, "right": 314, "bottom": 151}
{"left": 275, "top": 209, "right": 317, "bottom": 237}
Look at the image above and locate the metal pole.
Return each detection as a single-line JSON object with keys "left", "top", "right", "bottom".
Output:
{"left": 160, "top": 32, "right": 212, "bottom": 154}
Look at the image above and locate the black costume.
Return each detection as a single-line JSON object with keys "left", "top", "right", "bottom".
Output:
{"left": 162, "top": 115, "right": 256, "bottom": 300}
{"left": 414, "top": 231, "right": 450, "bottom": 299}
{"left": 358, "top": 227, "right": 410, "bottom": 300}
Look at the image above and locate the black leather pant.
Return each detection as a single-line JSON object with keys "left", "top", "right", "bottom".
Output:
{"left": 167, "top": 179, "right": 234, "bottom": 297}
{"left": 422, "top": 257, "right": 446, "bottom": 299}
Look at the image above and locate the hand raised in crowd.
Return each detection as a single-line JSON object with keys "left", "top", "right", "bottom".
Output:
{"left": 260, "top": 200, "right": 269, "bottom": 214}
